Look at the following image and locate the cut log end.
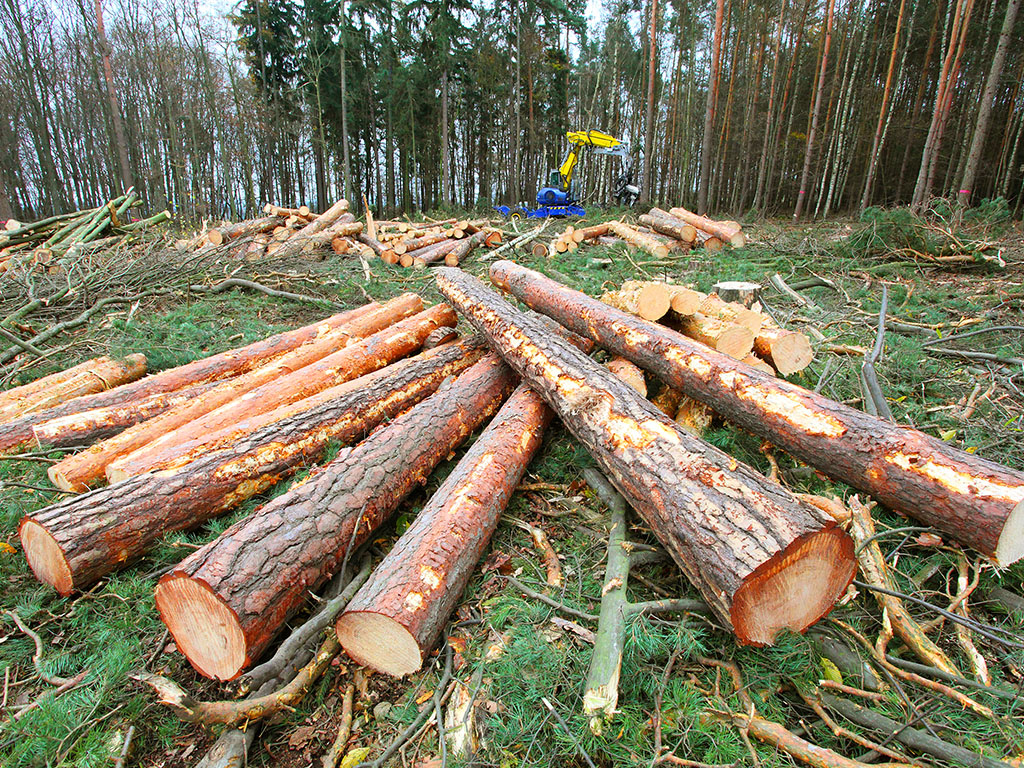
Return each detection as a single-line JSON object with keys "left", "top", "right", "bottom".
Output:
{"left": 995, "top": 500, "right": 1024, "bottom": 566}
{"left": 155, "top": 575, "right": 247, "bottom": 681}
{"left": 19, "top": 520, "right": 74, "bottom": 595}
{"left": 716, "top": 326, "right": 755, "bottom": 359}
{"left": 766, "top": 332, "right": 814, "bottom": 376}
{"left": 47, "top": 466, "right": 81, "bottom": 493}
{"left": 731, "top": 525, "right": 855, "bottom": 646}
{"left": 336, "top": 611, "right": 422, "bottom": 677}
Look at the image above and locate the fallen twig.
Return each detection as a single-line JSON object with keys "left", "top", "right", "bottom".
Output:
{"left": 320, "top": 683, "right": 355, "bottom": 768}
{"left": 190, "top": 277, "right": 340, "bottom": 309}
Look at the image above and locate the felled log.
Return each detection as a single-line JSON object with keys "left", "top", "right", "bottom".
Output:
{"left": 108, "top": 304, "right": 455, "bottom": 480}
{"left": 356, "top": 233, "right": 388, "bottom": 260}
{"left": 668, "top": 206, "right": 746, "bottom": 248}
{"left": 49, "top": 295, "right": 421, "bottom": 491}
{"left": 435, "top": 230, "right": 488, "bottom": 269}
{"left": 606, "top": 358, "right": 646, "bottom": 396}
{"left": 336, "top": 383, "right": 550, "bottom": 676}
{"left": 606, "top": 221, "right": 669, "bottom": 259}
{"left": 0, "top": 305, "right": 379, "bottom": 456}
{"left": 19, "top": 338, "right": 486, "bottom": 598}
{"left": 408, "top": 240, "right": 459, "bottom": 269}
{"left": 214, "top": 216, "right": 287, "bottom": 245}
{"left": 677, "top": 313, "right": 755, "bottom": 358}
{"left": 272, "top": 199, "right": 350, "bottom": 259}
{"left": 639, "top": 213, "right": 697, "bottom": 244}
{"left": 263, "top": 205, "right": 312, "bottom": 218}
{"left": 489, "top": 261, "right": 1024, "bottom": 565}
{"left": 394, "top": 232, "right": 448, "bottom": 255}
{"left": 601, "top": 280, "right": 671, "bottom": 321}
{"left": 153, "top": 353, "right": 516, "bottom": 680}
{"left": 300, "top": 222, "right": 363, "bottom": 255}
{"left": 754, "top": 321, "right": 815, "bottom": 376}
{"left": 437, "top": 268, "right": 856, "bottom": 645}
{"left": 698, "top": 294, "right": 764, "bottom": 335}
{"left": 571, "top": 224, "right": 610, "bottom": 243}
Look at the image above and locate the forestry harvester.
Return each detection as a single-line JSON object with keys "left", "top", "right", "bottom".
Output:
{"left": 495, "top": 130, "right": 640, "bottom": 219}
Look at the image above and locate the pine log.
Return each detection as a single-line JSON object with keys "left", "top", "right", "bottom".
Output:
{"left": 395, "top": 232, "right": 448, "bottom": 255}
{"left": 668, "top": 206, "right": 746, "bottom": 247}
{"left": 300, "top": 222, "right": 363, "bottom": 254}
{"left": 606, "top": 358, "right": 646, "bottom": 396}
{"left": 440, "top": 230, "right": 487, "bottom": 268}
{"left": 754, "top": 323, "right": 814, "bottom": 376}
{"left": 1, "top": 357, "right": 133, "bottom": 420}
{"left": 678, "top": 313, "right": 755, "bottom": 358}
{"left": 0, "top": 355, "right": 147, "bottom": 424}
{"left": 437, "top": 267, "right": 856, "bottom": 645}
{"left": 108, "top": 304, "right": 456, "bottom": 481}
{"left": 263, "top": 205, "right": 312, "bottom": 218}
{"left": 741, "top": 355, "right": 777, "bottom": 376}
{"left": 32, "top": 380, "right": 221, "bottom": 448}
{"left": 20, "top": 338, "right": 485, "bottom": 597}
{"left": 409, "top": 240, "right": 459, "bottom": 268}
{"left": 647, "top": 208, "right": 699, "bottom": 242}
{"left": 668, "top": 286, "right": 702, "bottom": 315}
{"left": 50, "top": 295, "right": 421, "bottom": 491}
{"left": 675, "top": 397, "right": 713, "bottom": 437}
{"left": 489, "top": 261, "right": 1024, "bottom": 565}
{"left": 423, "top": 327, "right": 459, "bottom": 350}
{"left": 273, "top": 199, "right": 350, "bottom": 258}
{"left": 601, "top": 280, "right": 672, "bottom": 322}
{"left": 702, "top": 236, "right": 725, "bottom": 252}
{"left": 356, "top": 233, "right": 388, "bottom": 259}
{"left": 698, "top": 294, "right": 765, "bottom": 334}
{"left": 531, "top": 242, "right": 548, "bottom": 258}
{"left": 336, "top": 383, "right": 550, "bottom": 676}
{"left": 639, "top": 213, "right": 698, "bottom": 244}
{"left": 606, "top": 221, "right": 669, "bottom": 259}
{"left": 154, "top": 353, "right": 516, "bottom": 680}
{"left": 0, "top": 304, "right": 378, "bottom": 457}
{"left": 714, "top": 281, "right": 761, "bottom": 307}
{"left": 571, "top": 224, "right": 610, "bottom": 243}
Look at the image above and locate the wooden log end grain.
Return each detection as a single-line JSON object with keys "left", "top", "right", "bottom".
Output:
{"left": 531, "top": 242, "right": 548, "bottom": 258}
{"left": 19, "top": 519, "right": 74, "bottom": 594}
{"left": 714, "top": 281, "right": 761, "bottom": 307}
{"left": 606, "top": 357, "right": 646, "bottom": 396}
{"left": 754, "top": 328, "right": 814, "bottom": 376}
{"left": 668, "top": 287, "right": 701, "bottom": 316}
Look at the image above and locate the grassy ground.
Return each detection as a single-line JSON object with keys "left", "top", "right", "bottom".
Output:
{"left": 1, "top": 210, "right": 1023, "bottom": 767}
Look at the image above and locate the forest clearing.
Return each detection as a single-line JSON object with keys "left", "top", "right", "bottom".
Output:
{"left": 3, "top": 0, "right": 1024, "bottom": 764}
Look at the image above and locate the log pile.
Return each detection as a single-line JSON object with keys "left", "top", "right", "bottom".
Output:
{"left": 0, "top": 190, "right": 169, "bottom": 275}
{"left": 370, "top": 219, "right": 502, "bottom": 268}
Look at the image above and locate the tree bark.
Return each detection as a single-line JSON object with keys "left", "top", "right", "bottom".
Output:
{"left": 607, "top": 221, "right": 669, "bottom": 259}
{"left": 698, "top": 0, "right": 726, "bottom": 214}
{"left": 437, "top": 267, "right": 856, "bottom": 646}
{"left": 153, "top": 353, "right": 516, "bottom": 680}
{"left": 50, "top": 295, "right": 421, "bottom": 491}
{"left": 94, "top": 0, "right": 134, "bottom": 194}
{"left": 489, "top": 261, "right": 1024, "bottom": 565}
{"left": 958, "top": 0, "right": 1021, "bottom": 205}
{"left": 640, "top": 0, "right": 658, "bottom": 204}
{"left": 19, "top": 339, "right": 486, "bottom": 597}
{"left": 336, "top": 383, "right": 551, "bottom": 677}
{"left": 668, "top": 206, "right": 744, "bottom": 246}
{"left": 793, "top": 0, "right": 836, "bottom": 220}
{"left": 639, "top": 212, "right": 697, "bottom": 243}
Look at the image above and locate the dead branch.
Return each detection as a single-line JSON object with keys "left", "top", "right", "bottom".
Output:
{"left": 190, "top": 277, "right": 340, "bottom": 309}
{"left": 321, "top": 683, "right": 355, "bottom": 768}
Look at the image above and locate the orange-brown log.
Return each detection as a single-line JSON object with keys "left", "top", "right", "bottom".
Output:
{"left": 668, "top": 206, "right": 746, "bottom": 247}
{"left": 411, "top": 240, "right": 459, "bottom": 268}
{"left": 0, "top": 354, "right": 147, "bottom": 424}
{"left": 606, "top": 357, "right": 646, "bottom": 396}
{"left": 646, "top": 208, "right": 699, "bottom": 242}
{"left": 49, "top": 295, "right": 421, "bottom": 491}
{"left": 154, "top": 353, "right": 516, "bottom": 680}
{"left": 20, "top": 338, "right": 486, "bottom": 598}
{"left": 107, "top": 303, "right": 453, "bottom": 482}
{"left": 698, "top": 294, "right": 764, "bottom": 334}
{"left": 741, "top": 355, "right": 777, "bottom": 376}
{"left": 571, "top": 224, "right": 610, "bottom": 243}
{"left": 753, "top": 322, "right": 814, "bottom": 376}
{"left": 263, "top": 205, "right": 312, "bottom": 218}
{"left": 1, "top": 356, "right": 136, "bottom": 421}
{"left": 273, "top": 199, "right": 350, "bottom": 258}
{"left": 0, "top": 305, "right": 378, "bottom": 456}
{"left": 489, "top": 261, "right": 1024, "bottom": 565}
{"left": 483, "top": 230, "right": 502, "bottom": 247}
{"left": 300, "top": 222, "right": 363, "bottom": 253}
{"left": 429, "top": 230, "right": 487, "bottom": 270}
{"left": 337, "top": 383, "right": 550, "bottom": 676}
{"left": 678, "top": 313, "right": 755, "bottom": 358}
{"left": 396, "top": 232, "right": 448, "bottom": 255}
{"left": 639, "top": 213, "right": 697, "bottom": 244}
{"left": 607, "top": 221, "right": 670, "bottom": 259}
{"left": 668, "top": 286, "right": 703, "bottom": 316}
{"left": 601, "top": 280, "right": 672, "bottom": 322}
{"left": 702, "top": 236, "right": 725, "bottom": 252}
{"left": 437, "top": 268, "right": 856, "bottom": 645}
{"left": 531, "top": 243, "right": 547, "bottom": 258}
{"left": 331, "top": 236, "right": 351, "bottom": 255}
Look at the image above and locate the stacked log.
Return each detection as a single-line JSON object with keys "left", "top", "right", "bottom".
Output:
{"left": 20, "top": 337, "right": 485, "bottom": 597}
{"left": 336, "top": 383, "right": 551, "bottom": 677}
{"left": 668, "top": 206, "right": 746, "bottom": 248}
{"left": 436, "top": 267, "right": 857, "bottom": 645}
{"left": 0, "top": 304, "right": 379, "bottom": 456}
{"left": 49, "top": 295, "right": 423, "bottom": 491}
{"left": 489, "top": 261, "right": 1024, "bottom": 566}
{"left": 154, "top": 353, "right": 517, "bottom": 680}
{"left": 271, "top": 199, "right": 351, "bottom": 259}
{"left": 606, "top": 221, "right": 669, "bottom": 259}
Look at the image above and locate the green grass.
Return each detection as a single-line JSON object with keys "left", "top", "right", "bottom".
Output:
{"left": 2, "top": 214, "right": 1023, "bottom": 766}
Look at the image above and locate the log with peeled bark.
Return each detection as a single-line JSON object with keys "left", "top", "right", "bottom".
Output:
{"left": 409, "top": 240, "right": 459, "bottom": 268}
{"left": 606, "top": 221, "right": 669, "bottom": 259}
{"left": 638, "top": 213, "right": 697, "bottom": 244}
{"left": 214, "top": 216, "right": 287, "bottom": 244}
{"left": 0, "top": 355, "right": 146, "bottom": 423}
{"left": 435, "top": 229, "right": 487, "bottom": 269}
{"left": 677, "top": 312, "right": 755, "bottom": 359}
{"left": 356, "top": 233, "right": 388, "bottom": 260}
{"left": 153, "top": 353, "right": 517, "bottom": 680}
{"left": 272, "top": 199, "right": 350, "bottom": 259}
{"left": 571, "top": 224, "right": 610, "bottom": 243}
{"left": 0, "top": 304, "right": 378, "bottom": 456}
{"left": 436, "top": 268, "right": 856, "bottom": 645}
{"left": 19, "top": 338, "right": 486, "bottom": 597}
{"left": 647, "top": 208, "right": 699, "bottom": 242}
{"left": 668, "top": 206, "right": 746, "bottom": 247}
{"left": 754, "top": 321, "right": 815, "bottom": 376}
{"left": 336, "top": 383, "right": 551, "bottom": 677}
{"left": 489, "top": 261, "right": 1024, "bottom": 565}
{"left": 49, "top": 295, "right": 421, "bottom": 491}
{"left": 263, "top": 205, "right": 312, "bottom": 218}
{"left": 108, "top": 304, "right": 456, "bottom": 481}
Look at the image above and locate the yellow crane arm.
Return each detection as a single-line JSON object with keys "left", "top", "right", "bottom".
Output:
{"left": 557, "top": 131, "right": 629, "bottom": 191}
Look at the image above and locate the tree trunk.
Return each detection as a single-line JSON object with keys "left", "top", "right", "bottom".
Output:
{"left": 640, "top": 0, "right": 658, "bottom": 204}
{"left": 489, "top": 262, "right": 1024, "bottom": 565}
{"left": 607, "top": 221, "right": 669, "bottom": 259}
{"left": 20, "top": 339, "right": 485, "bottom": 598}
{"left": 958, "top": 0, "right": 1021, "bottom": 205}
{"left": 93, "top": 0, "right": 134, "bottom": 194}
{"left": 668, "top": 205, "right": 745, "bottom": 246}
{"left": 438, "top": 268, "right": 856, "bottom": 645}
{"left": 109, "top": 304, "right": 455, "bottom": 481}
{"left": 50, "top": 295, "right": 422, "bottom": 491}
{"left": 698, "top": 0, "right": 726, "bottom": 214}
{"left": 640, "top": 212, "right": 698, "bottom": 243}
{"left": 0, "top": 355, "right": 145, "bottom": 422}
{"left": 0, "top": 305, "right": 378, "bottom": 456}
{"left": 336, "top": 383, "right": 551, "bottom": 677}
{"left": 441, "top": 68, "right": 451, "bottom": 205}
{"left": 793, "top": 0, "right": 836, "bottom": 220}
{"left": 153, "top": 353, "right": 516, "bottom": 680}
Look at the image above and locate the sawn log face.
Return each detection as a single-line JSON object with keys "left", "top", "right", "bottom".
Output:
{"left": 436, "top": 268, "right": 855, "bottom": 645}
{"left": 336, "top": 384, "right": 551, "bottom": 676}
{"left": 155, "top": 353, "right": 517, "bottom": 680}
{"left": 19, "top": 339, "right": 486, "bottom": 596}
{"left": 489, "top": 261, "right": 1024, "bottom": 565}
